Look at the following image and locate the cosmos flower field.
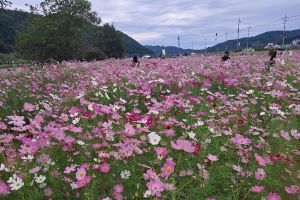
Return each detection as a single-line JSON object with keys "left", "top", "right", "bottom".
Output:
{"left": 0, "top": 52, "right": 299, "bottom": 200}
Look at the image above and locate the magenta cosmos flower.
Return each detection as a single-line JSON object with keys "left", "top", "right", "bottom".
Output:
{"left": 267, "top": 192, "right": 281, "bottom": 200}
{"left": 100, "top": 163, "right": 111, "bottom": 173}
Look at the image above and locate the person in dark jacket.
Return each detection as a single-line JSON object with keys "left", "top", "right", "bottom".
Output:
{"left": 222, "top": 51, "right": 230, "bottom": 62}
{"left": 265, "top": 49, "right": 277, "bottom": 71}
{"left": 132, "top": 55, "right": 140, "bottom": 67}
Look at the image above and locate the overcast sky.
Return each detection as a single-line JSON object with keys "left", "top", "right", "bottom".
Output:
{"left": 11, "top": 0, "right": 300, "bottom": 49}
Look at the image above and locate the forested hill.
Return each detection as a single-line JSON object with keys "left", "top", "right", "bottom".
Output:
{"left": 0, "top": 9, "right": 152, "bottom": 56}
{"left": 205, "top": 29, "right": 300, "bottom": 52}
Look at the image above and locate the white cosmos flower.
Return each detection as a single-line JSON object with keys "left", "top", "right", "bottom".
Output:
{"left": 0, "top": 163, "right": 5, "bottom": 171}
{"left": 9, "top": 177, "right": 24, "bottom": 191}
{"left": 35, "top": 175, "right": 46, "bottom": 184}
{"left": 188, "top": 131, "right": 196, "bottom": 140}
{"left": 120, "top": 98, "right": 127, "bottom": 104}
{"left": 75, "top": 92, "right": 85, "bottom": 99}
{"left": 148, "top": 132, "right": 161, "bottom": 145}
{"left": 246, "top": 90, "right": 254, "bottom": 95}
{"left": 72, "top": 117, "right": 80, "bottom": 125}
{"left": 144, "top": 190, "right": 151, "bottom": 198}
{"left": 197, "top": 121, "right": 205, "bottom": 126}
{"left": 120, "top": 170, "right": 131, "bottom": 179}
{"left": 21, "top": 155, "right": 34, "bottom": 161}
{"left": 77, "top": 140, "right": 85, "bottom": 145}
{"left": 260, "top": 112, "right": 266, "bottom": 116}
{"left": 88, "top": 104, "right": 94, "bottom": 111}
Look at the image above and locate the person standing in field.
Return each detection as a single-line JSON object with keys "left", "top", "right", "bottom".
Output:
{"left": 162, "top": 46, "right": 166, "bottom": 58}
{"left": 131, "top": 55, "right": 140, "bottom": 67}
{"left": 222, "top": 51, "right": 230, "bottom": 62}
{"left": 265, "top": 49, "right": 277, "bottom": 71}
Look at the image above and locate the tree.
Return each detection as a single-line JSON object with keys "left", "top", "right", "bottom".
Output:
{"left": 16, "top": 0, "right": 101, "bottom": 62}
{"left": 0, "top": 0, "right": 12, "bottom": 9}
{"left": 96, "top": 23, "right": 124, "bottom": 58}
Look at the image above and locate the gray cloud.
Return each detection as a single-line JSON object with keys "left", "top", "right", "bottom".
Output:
{"left": 11, "top": 0, "right": 300, "bottom": 49}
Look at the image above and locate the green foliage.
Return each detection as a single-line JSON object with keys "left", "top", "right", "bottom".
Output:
{"left": 96, "top": 23, "right": 124, "bottom": 58}
{"left": 0, "top": 9, "right": 151, "bottom": 60}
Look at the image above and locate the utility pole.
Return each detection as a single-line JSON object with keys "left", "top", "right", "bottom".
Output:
{"left": 225, "top": 32, "right": 228, "bottom": 51}
{"left": 192, "top": 42, "right": 194, "bottom": 50}
{"left": 237, "top": 17, "right": 241, "bottom": 51}
{"left": 204, "top": 39, "right": 207, "bottom": 55}
{"left": 178, "top": 36, "right": 181, "bottom": 49}
{"left": 282, "top": 14, "right": 287, "bottom": 46}
{"left": 247, "top": 25, "right": 252, "bottom": 49}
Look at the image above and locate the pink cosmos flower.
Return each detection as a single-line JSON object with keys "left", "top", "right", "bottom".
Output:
{"left": 100, "top": 163, "right": 110, "bottom": 173}
{"left": 231, "top": 134, "right": 252, "bottom": 145}
{"left": 267, "top": 192, "right": 281, "bottom": 200}
{"left": 294, "top": 105, "right": 300, "bottom": 115}
{"left": 52, "top": 128, "right": 65, "bottom": 141}
{"left": 250, "top": 185, "right": 264, "bottom": 193}
{"left": 0, "top": 122, "right": 7, "bottom": 130}
{"left": 7, "top": 116, "right": 26, "bottom": 127}
{"left": 154, "top": 147, "right": 167, "bottom": 159}
{"left": 255, "top": 168, "right": 266, "bottom": 180}
{"left": 37, "top": 154, "right": 50, "bottom": 165}
{"left": 254, "top": 153, "right": 267, "bottom": 166}
{"left": 143, "top": 169, "right": 158, "bottom": 180}
{"left": 114, "top": 184, "right": 124, "bottom": 193}
{"left": 291, "top": 129, "right": 300, "bottom": 140}
{"left": 43, "top": 187, "right": 53, "bottom": 197}
{"left": 23, "top": 103, "right": 35, "bottom": 112}
{"left": 0, "top": 180, "right": 10, "bottom": 196}
{"left": 76, "top": 168, "right": 87, "bottom": 181}
{"left": 207, "top": 154, "right": 218, "bottom": 162}
{"left": 124, "top": 123, "right": 136, "bottom": 137}
{"left": 284, "top": 185, "right": 300, "bottom": 194}
{"left": 161, "top": 158, "right": 175, "bottom": 179}
{"left": 147, "top": 178, "right": 165, "bottom": 197}
{"left": 280, "top": 131, "right": 291, "bottom": 141}
{"left": 75, "top": 176, "right": 92, "bottom": 189}
{"left": 164, "top": 183, "right": 175, "bottom": 191}
{"left": 171, "top": 139, "right": 195, "bottom": 153}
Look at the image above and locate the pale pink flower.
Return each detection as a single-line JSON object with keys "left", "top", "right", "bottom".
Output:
{"left": 147, "top": 178, "right": 165, "bottom": 197}
{"left": 255, "top": 168, "right": 266, "bottom": 180}
{"left": 254, "top": 153, "right": 267, "bottom": 166}
{"left": 207, "top": 154, "right": 218, "bottom": 162}
{"left": 161, "top": 158, "right": 175, "bottom": 179}
{"left": 250, "top": 185, "right": 264, "bottom": 193}
{"left": 171, "top": 139, "right": 195, "bottom": 153}
{"left": 76, "top": 168, "right": 86, "bottom": 181}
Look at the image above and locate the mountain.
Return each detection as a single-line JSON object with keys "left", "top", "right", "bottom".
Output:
{"left": 146, "top": 29, "right": 300, "bottom": 55}
{"left": 205, "top": 29, "right": 300, "bottom": 52}
{"left": 0, "top": 9, "right": 151, "bottom": 56}
{"left": 145, "top": 45, "right": 201, "bottom": 57}
{"left": 118, "top": 31, "right": 152, "bottom": 56}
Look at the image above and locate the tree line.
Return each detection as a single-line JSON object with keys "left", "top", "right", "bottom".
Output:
{"left": 1, "top": 0, "right": 124, "bottom": 62}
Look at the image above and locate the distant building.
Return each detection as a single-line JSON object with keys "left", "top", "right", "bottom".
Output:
{"left": 292, "top": 39, "right": 300, "bottom": 46}
{"left": 264, "top": 43, "right": 280, "bottom": 49}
